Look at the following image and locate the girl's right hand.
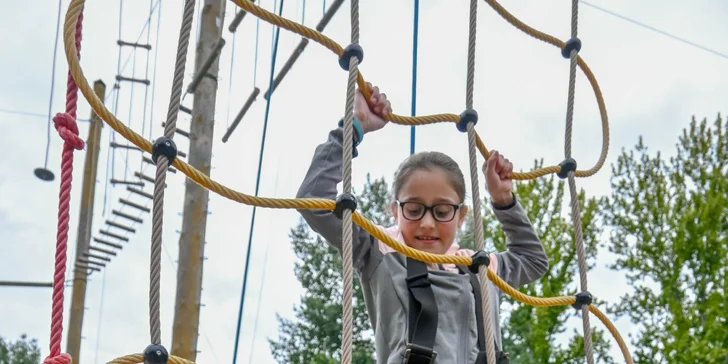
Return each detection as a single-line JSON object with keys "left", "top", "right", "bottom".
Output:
{"left": 354, "top": 82, "right": 391, "bottom": 134}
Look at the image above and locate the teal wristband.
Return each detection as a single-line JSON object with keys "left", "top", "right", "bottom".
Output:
{"left": 338, "top": 117, "right": 364, "bottom": 147}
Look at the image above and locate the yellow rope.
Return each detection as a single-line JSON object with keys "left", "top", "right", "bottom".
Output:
{"left": 106, "top": 354, "right": 195, "bottom": 364}
{"left": 61, "top": 0, "right": 629, "bottom": 361}
{"left": 231, "top": 0, "right": 610, "bottom": 180}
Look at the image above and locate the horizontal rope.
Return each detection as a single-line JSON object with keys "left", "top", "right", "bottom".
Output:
{"left": 61, "top": 0, "right": 628, "bottom": 361}
{"left": 231, "top": 0, "right": 610, "bottom": 180}
{"left": 106, "top": 354, "right": 195, "bottom": 364}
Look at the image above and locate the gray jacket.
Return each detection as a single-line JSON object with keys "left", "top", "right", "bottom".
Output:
{"left": 296, "top": 128, "right": 548, "bottom": 363}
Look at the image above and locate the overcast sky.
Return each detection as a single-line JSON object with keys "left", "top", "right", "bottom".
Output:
{"left": 1, "top": 0, "right": 726, "bottom": 363}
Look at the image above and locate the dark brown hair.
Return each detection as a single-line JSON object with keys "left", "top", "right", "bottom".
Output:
{"left": 392, "top": 151, "right": 466, "bottom": 202}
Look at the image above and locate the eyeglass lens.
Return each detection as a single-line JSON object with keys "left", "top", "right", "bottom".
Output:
{"left": 400, "top": 201, "right": 457, "bottom": 222}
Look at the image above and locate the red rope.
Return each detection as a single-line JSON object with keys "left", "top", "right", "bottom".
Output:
{"left": 45, "top": 10, "right": 84, "bottom": 364}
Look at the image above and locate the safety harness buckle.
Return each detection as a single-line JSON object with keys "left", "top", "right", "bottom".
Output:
{"left": 403, "top": 343, "right": 437, "bottom": 364}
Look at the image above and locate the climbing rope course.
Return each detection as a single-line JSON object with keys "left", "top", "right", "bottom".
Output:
{"left": 50, "top": 0, "right": 632, "bottom": 362}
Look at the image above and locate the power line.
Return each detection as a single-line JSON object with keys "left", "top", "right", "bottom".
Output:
{"left": 1, "top": 108, "right": 90, "bottom": 122}
{"left": 580, "top": 1, "right": 728, "bottom": 60}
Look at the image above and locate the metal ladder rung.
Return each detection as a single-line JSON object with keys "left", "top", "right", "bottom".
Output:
{"left": 112, "top": 209, "right": 143, "bottom": 223}
{"left": 78, "top": 257, "right": 106, "bottom": 268}
{"left": 110, "top": 179, "right": 145, "bottom": 187}
{"left": 99, "top": 230, "right": 129, "bottom": 242}
{"left": 89, "top": 245, "right": 118, "bottom": 256}
{"left": 93, "top": 237, "right": 123, "bottom": 250}
{"left": 127, "top": 186, "right": 153, "bottom": 200}
{"left": 119, "top": 198, "right": 150, "bottom": 213}
{"left": 116, "top": 75, "right": 151, "bottom": 85}
{"left": 83, "top": 251, "right": 112, "bottom": 262}
{"left": 117, "top": 40, "right": 152, "bottom": 50}
{"left": 106, "top": 220, "right": 136, "bottom": 233}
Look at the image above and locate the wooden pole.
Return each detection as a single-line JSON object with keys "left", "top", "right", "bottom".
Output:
{"left": 66, "top": 79, "right": 106, "bottom": 364}
{"left": 171, "top": 0, "right": 226, "bottom": 360}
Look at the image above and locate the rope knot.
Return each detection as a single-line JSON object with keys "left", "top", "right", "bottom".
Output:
{"left": 43, "top": 353, "right": 72, "bottom": 364}
{"left": 53, "top": 113, "right": 84, "bottom": 150}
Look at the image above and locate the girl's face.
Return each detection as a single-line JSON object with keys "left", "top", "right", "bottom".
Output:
{"left": 390, "top": 168, "right": 468, "bottom": 255}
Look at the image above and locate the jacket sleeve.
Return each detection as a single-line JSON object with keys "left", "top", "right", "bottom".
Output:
{"left": 296, "top": 127, "right": 379, "bottom": 275}
{"left": 492, "top": 195, "right": 549, "bottom": 288}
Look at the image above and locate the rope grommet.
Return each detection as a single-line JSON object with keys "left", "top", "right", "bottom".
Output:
{"left": 557, "top": 157, "right": 577, "bottom": 178}
{"left": 151, "top": 136, "right": 178, "bottom": 166}
{"left": 561, "top": 37, "right": 582, "bottom": 58}
{"left": 571, "top": 291, "right": 593, "bottom": 310}
{"left": 457, "top": 108, "right": 478, "bottom": 133}
{"left": 143, "top": 344, "right": 169, "bottom": 364}
{"left": 467, "top": 250, "right": 490, "bottom": 274}
{"left": 338, "top": 44, "right": 364, "bottom": 71}
{"left": 333, "top": 192, "right": 358, "bottom": 219}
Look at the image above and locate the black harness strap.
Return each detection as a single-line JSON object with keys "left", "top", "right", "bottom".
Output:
{"left": 403, "top": 256, "right": 511, "bottom": 364}
{"left": 458, "top": 265, "right": 488, "bottom": 364}
{"left": 405, "top": 257, "right": 439, "bottom": 363}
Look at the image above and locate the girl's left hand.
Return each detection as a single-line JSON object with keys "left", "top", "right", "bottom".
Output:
{"left": 483, "top": 150, "right": 514, "bottom": 207}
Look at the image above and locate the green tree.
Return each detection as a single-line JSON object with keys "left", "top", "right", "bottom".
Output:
{"left": 269, "top": 174, "right": 392, "bottom": 363}
{"left": 0, "top": 334, "right": 41, "bottom": 364}
{"left": 458, "top": 160, "right": 615, "bottom": 363}
{"left": 600, "top": 115, "right": 728, "bottom": 363}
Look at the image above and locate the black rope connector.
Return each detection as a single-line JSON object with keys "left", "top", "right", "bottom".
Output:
{"left": 561, "top": 37, "right": 582, "bottom": 58}
{"left": 151, "top": 136, "right": 178, "bottom": 166}
{"left": 557, "top": 157, "right": 577, "bottom": 179}
{"left": 338, "top": 44, "right": 364, "bottom": 71}
{"left": 457, "top": 108, "right": 479, "bottom": 133}
{"left": 333, "top": 192, "right": 358, "bottom": 219}
{"left": 143, "top": 344, "right": 169, "bottom": 364}
{"left": 571, "top": 291, "right": 593, "bottom": 310}
{"left": 467, "top": 250, "right": 490, "bottom": 274}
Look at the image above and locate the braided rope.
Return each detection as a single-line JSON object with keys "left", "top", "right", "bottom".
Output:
{"left": 44, "top": 8, "right": 85, "bottom": 364}
{"left": 148, "top": 0, "right": 197, "bottom": 346}
{"left": 227, "top": 0, "right": 608, "bottom": 181}
{"left": 464, "top": 0, "right": 497, "bottom": 362}
{"left": 340, "top": 0, "right": 360, "bottom": 360}
{"left": 563, "top": 0, "right": 595, "bottom": 362}
{"left": 60, "top": 0, "right": 632, "bottom": 362}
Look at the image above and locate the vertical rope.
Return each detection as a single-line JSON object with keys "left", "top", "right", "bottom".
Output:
{"left": 44, "top": 8, "right": 85, "bottom": 364}
{"left": 409, "top": 0, "right": 419, "bottom": 155}
{"left": 563, "top": 0, "right": 595, "bottom": 363}
{"left": 149, "top": 0, "right": 196, "bottom": 345}
{"left": 465, "top": 0, "right": 497, "bottom": 362}
{"left": 340, "top": 0, "right": 360, "bottom": 362}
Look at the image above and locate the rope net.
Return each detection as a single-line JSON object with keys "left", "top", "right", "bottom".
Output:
{"left": 52, "top": 0, "right": 633, "bottom": 362}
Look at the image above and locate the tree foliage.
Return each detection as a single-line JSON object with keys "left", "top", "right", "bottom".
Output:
{"left": 600, "top": 115, "right": 728, "bottom": 363}
{"left": 0, "top": 334, "right": 41, "bottom": 364}
{"left": 459, "top": 160, "right": 615, "bottom": 363}
{"left": 269, "top": 174, "right": 392, "bottom": 363}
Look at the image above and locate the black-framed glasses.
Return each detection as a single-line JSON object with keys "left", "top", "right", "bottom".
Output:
{"left": 396, "top": 201, "right": 462, "bottom": 222}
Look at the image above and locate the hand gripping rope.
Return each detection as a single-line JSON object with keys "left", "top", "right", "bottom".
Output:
{"left": 58, "top": 0, "right": 633, "bottom": 362}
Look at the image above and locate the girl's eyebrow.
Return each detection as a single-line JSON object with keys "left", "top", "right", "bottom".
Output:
{"left": 400, "top": 197, "right": 459, "bottom": 204}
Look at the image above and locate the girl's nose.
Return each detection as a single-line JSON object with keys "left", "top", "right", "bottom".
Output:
{"left": 419, "top": 211, "right": 436, "bottom": 228}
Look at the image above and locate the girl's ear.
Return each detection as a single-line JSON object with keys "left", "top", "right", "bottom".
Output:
{"left": 390, "top": 201, "right": 399, "bottom": 224}
{"left": 457, "top": 204, "right": 469, "bottom": 228}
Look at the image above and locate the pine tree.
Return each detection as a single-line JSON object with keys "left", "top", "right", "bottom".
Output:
{"left": 600, "top": 114, "right": 728, "bottom": 363}
{"left": 269, "top": 174, "right": 392, "bottom": 363}
{"left": 458, "top": 160, "right": 615, "bottom": 363}
{"left": 0, "top": 334, "right": 41, "bottom": 364}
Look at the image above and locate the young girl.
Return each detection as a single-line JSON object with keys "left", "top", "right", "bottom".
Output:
{"left": 296, "top": 82, "right": 548, "bottom": 363}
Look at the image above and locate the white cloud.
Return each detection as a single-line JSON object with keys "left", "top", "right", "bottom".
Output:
{"left": 1, "top": 0, "right": 727, "bottom": 363}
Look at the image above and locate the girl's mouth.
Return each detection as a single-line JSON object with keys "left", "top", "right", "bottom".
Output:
{"left": 416, "top": 236, "right": 439, "bottom": 244}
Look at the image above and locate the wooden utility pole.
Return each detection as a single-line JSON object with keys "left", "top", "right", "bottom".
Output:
{"left": 171, "top": 0, "right": 226, "bottom": 360}
{"left": 66, "top": 79, "right": 106, "bottom": 364}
